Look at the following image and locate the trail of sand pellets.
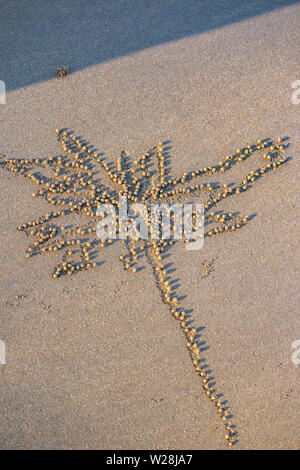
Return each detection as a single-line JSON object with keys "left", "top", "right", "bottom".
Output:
{"left": 0, "top": 129, "right": 287, "bottom": 446}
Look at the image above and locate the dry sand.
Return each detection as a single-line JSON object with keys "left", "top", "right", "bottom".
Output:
{"left": 0, "top": 1, "right": 299, "bottom": 449}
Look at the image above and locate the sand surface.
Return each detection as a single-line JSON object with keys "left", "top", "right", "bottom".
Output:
{"left": 0, "top": 1, "right": 299, "bottom": 449}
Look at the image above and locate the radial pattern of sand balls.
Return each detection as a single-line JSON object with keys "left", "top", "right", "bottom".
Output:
{"left": 0, "top": 129, "right": 287, "bottom": 446}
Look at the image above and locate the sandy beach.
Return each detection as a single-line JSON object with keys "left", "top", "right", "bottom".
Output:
{"left": 0, "top": 1, "right": 299, "bottom": 449}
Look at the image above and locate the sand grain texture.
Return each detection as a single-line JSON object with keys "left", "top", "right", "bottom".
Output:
{"left": 0, "top": 0, "right": 299, "bottom": 449}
